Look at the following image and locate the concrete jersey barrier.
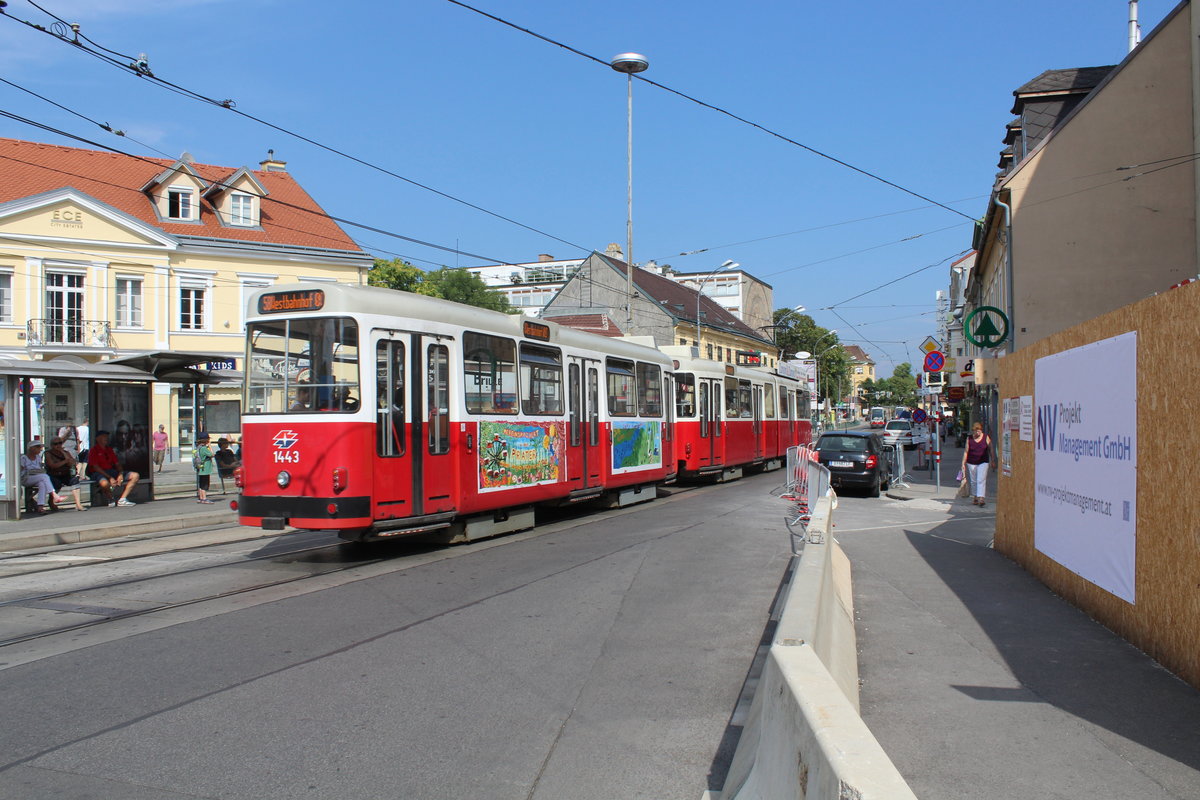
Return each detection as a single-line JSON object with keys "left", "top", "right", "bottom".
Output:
{"left": 717, "top": 494, "right": 918, "bottom": 800}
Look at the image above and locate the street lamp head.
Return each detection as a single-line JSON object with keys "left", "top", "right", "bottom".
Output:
{"left": 793, "top": 305, "right": 806, "bottom": 313}
{"left": 719, "top": 259, "right": 738, "bottom": 270}
{"left": 610, "top": 53, "right": 650, "bottom": 74}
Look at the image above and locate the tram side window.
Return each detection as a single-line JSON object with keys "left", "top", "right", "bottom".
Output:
{"left": 780, "top": 385, "right": 791, "bottom": 419}
{"left": 636, "top": 362, "right": 662, "bottom": 417}
{"left": 738, "top": 380, "right": 753, "bottom": 417}
{"left": 588, "top": 368, "right": 600, "bottom": 445}
{"left": 520, "top": 344, "right": 564, "bottom": 416}
{"left": 464, "top": 332, "right": 517, "bottom": 414}
{"left": 675, "top": 373, "right": 696, "bottom": 418}
{"left": 764, "top": 383, "right": 776, "bottom": 418}
{"left": 428, "top": 344, "right": 450, "bottom": 454}
{"left": 376, "top": 341, "right": 405, "bottom": 457}
{"left": 724, "top": 377, "right": 739, "bottom": 418}
{"left": 606, "top": 359, "right": 636, "bottom": 417}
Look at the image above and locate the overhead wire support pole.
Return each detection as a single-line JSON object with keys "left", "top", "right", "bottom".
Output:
{"left": 611, "top": 53, "right": 649, "bottom": 325}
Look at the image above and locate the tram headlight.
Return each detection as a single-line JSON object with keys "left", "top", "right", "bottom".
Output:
{"left": 276, "top": 470, "right": 291, "bottom": 489}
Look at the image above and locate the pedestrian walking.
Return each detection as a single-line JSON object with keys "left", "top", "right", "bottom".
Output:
{"left": 961, "top": 422, "right": 993, "bottom": 507}
{"left": 194, "top": 433, "right": 215, "bottom": 504}
{"left": 152, "top": 424, "right": 169, "bottom": 472}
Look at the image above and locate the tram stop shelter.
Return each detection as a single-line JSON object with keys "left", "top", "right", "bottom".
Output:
{"left": 0, "top": 352, "right": 230, "bottom": 520}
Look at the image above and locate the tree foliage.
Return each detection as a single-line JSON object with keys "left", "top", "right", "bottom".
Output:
{"left": 367, "top": 258, "right": 513, "bottom": 312}
{"left": 771, "top": 308, "right": 849, "bottom": 402}
{"left": 858, "top": 363, "right": 919, "bottom": 408}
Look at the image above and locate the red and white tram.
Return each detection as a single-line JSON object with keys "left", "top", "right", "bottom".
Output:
{"left": 665, "top": 347, "right": 812, "bottom": 480}
{"left": 237, "top": 284, "right": 675, "bottom": 542}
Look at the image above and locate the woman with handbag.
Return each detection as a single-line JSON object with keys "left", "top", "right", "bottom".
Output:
{"left": 961, "top": 422, "right": 993, "bottom": 506}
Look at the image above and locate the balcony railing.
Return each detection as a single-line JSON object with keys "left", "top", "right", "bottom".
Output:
{"left": 26, "top": 319, "right": 114, "bottom": 348}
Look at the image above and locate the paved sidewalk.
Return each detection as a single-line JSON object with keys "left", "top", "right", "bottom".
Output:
{"left": 840, "top": 438, "right": 1200, "bottom": 799}
{"left": 0, "top": 462, "right": 239, "bottom": 552}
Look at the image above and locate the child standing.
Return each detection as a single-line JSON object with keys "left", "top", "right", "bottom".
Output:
{"left": 194, "top": 433, "right": 215, "bottom": 504}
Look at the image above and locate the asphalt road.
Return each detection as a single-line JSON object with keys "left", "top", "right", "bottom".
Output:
{"left": 0, "top": 472, "right": 795, "bottom": 800}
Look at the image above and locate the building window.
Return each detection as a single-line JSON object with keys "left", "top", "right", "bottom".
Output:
{"left": 230, "top": 193, "right": 255, "bottom": 226}
{"left": 167, "top": 188, "right": 194, "bottom": 220}
{"left": 706, "top": 344, "right": 713, "bottom": 360}
{"left": 116, "top": 278, "right": 143, "bottom": 328}
{"left": 180, "top": 286, "right": 205, "bottom": 330}
{"left": 0, "top": 273, "right": 10, "bottom": 323}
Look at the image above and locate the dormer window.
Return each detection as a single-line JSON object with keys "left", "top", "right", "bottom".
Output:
{"left": 230, "top": 193, "right": 255, "bottom": 226}
{"left": 167, "top": 187, "right": 194, "bottom": 220}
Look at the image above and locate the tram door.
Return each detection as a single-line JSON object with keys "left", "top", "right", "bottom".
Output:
{"left": 373, "top": 335, "right": 415, "bottom": 519}
{"left": 753, "top": 384, "right": 765, "bottom": 459}
{"left": 566, "top": 358, "right": 603, "bottom": 489}
{"left": 698, "top": 377, "right": 724, "bottom": 466}
{"left": 372, "top": 334, "right": 455, "bottom": 520}
{"left": 419, "top": 338, "right": 455, "bottom": 514}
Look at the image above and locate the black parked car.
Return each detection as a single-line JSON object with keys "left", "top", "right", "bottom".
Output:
{"left": 816, "top": 430, "right": 892, "bottom": 497}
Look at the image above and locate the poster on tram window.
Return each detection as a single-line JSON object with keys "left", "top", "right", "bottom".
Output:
{"left": 477, "top": 421, "right": 562, "bottom": 492}
{"left": 611, "top": 420, "right": 662, "bottom": 474}
{"left": 1034, "top": 331, "right": 1137, "bottom": 604}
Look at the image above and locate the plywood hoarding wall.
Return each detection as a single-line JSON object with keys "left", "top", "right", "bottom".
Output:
{"left": 996, "top": 280, "right": 1200, "bottom": 689}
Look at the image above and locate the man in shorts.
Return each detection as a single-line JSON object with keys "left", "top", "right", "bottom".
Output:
{"left": 86, "top": 430, "right": 140, "bottom": 507}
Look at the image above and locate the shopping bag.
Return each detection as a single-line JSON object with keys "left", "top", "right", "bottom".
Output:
{"left": 957, "top": 479, "right": 971, "bottom": 499}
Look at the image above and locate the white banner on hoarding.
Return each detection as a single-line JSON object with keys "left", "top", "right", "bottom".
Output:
{"left": 1034, "top": 331, "right": 1137, "bottom": 603}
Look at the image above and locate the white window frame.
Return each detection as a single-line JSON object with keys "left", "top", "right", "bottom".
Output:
{"left": 179, "top": 281, "right": 207, "bottom": 331}
{"left": 115, "top": 276, "right": 144, "bottom": 329}
{"left": 167, "top": 186, "right": 194, "bottom": 220}
{"left": 0, "top": 271, "right": 12, "bottom": 324}
{"left": 230, "top": 193, "right": 255, "bottom": 226}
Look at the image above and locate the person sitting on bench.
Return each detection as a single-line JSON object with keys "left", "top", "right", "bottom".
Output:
{"left": 86, "top": 430, "right": 139, "bottom": 507}
{"left": 21, "top": 441, "right": 65, "bottom": 513}
{"left": 44, "top": 437, "right": 86, "bottom": 511}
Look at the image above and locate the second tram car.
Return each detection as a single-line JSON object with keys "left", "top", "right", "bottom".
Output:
{"left": 664, "top": 347, "right": 811, "bottom": 480}
{"left": 237, "top": 284, "right": 675, "bottom": 542}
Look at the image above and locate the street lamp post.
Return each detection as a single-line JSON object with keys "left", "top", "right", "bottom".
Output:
{"left": 695, "top": 260, "right": 738, "bottom": 356}
{"left": 610, "top": 52, "right": 649, "bottom": 326}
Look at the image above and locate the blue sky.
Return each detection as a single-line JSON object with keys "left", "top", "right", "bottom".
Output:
{"left": 0, "top": 0, "right": 1176, "bottom": 372}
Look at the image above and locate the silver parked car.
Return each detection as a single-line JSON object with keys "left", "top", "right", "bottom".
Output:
{"left": 881, "top": 419, "right": 916, "bottom": 450}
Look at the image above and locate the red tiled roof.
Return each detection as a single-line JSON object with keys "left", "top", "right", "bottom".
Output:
{"left": 0, "top": 137, "right": 363, "bottom": 253}
{"left": 549, "top": 314, "right": 624, "bottom": 337}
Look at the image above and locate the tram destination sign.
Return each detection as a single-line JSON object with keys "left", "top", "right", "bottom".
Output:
{"left": 258, "top": 289, "right": 326, "bottom": 314}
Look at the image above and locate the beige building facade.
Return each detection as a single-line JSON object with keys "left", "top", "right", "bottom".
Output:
{"left": 0, "top": 138, "right": 371, "bottom": 456}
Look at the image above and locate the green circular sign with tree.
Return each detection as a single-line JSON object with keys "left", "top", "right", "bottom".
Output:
{"left": 964, "top": 306, "right": 1010, "bottom": 348}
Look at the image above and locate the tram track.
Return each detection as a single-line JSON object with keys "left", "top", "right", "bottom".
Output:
{"left": 0, "top": 525, "right": 319, "bottom": 578}
{"left": 0, "top": 537, "right": 389, "bottom": 649}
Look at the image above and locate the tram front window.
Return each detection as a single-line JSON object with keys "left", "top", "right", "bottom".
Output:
{"left": 246, "top": 317, "right": 360, "bottom": 414}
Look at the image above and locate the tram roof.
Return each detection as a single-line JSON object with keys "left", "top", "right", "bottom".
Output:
{"left": 249, "top": 283, "right": 673, "bottom": 365}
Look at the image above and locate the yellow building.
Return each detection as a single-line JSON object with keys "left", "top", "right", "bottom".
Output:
{"left": 0, "top": 137, "right": 370, "bottom": 455}
{"left": 842, "top": 345, "right": 875, "bottom": 416}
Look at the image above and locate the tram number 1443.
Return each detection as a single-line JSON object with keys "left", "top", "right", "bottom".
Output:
{"left": 273, "top": 450, "right": 301, "bottom": 464}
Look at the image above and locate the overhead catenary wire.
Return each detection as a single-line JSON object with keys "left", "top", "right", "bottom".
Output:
{"left": 441, "top": 0, "right": 977, "bottom": 222}
{"left": 0, "top": 110, "right": 531, "bottom": 268}
{"left": 0, "top": 5, "right": 593, "bottom": 256}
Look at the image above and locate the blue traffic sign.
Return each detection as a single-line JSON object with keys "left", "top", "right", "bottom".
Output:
{"left": 923, "top": 350, "right": 945, "bottom": 372}
{"left": 912, "top": 408, "right": 927, "bottom": 423}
